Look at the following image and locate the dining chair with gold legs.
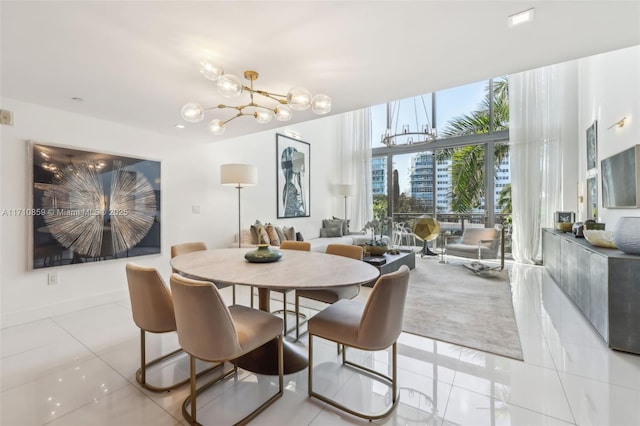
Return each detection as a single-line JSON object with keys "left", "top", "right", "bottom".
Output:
{"left": 125, "top": 263, "right": 219, "bottom": 392}
{"left": 295, "top": 244, "right": 363, "bottom": 341}
{"left": 170, "top": 273, "right": 284, "bottom": 426}
{"left": 308, "top": 265, "right": 410, "bottom": 421}
{"left": 272, "top": 240, "right": 311, "bottom": 335}
{"left": 171, "top": 242, "right": 237, "bottom": 305}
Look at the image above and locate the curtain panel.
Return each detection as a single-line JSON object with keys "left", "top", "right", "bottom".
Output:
{"left": 341, "top": 108, "right": 372, "bottom": 232}
{"left": 509, "top": 65, "right": 564, "bottom": 264}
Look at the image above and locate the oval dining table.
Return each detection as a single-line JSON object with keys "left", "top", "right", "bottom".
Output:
{"left": 170, "top": 248, "right": 380, "bottom": 375}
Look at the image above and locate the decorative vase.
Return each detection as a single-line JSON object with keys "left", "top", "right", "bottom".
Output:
{"left": 244, "top": 244, "right": 283, "bottom": 263}
{"left": 365, "top": 245, "right": 388, "bottom": 256}
{"left": 612, "top": 217, "right": 640, "bottom": 255}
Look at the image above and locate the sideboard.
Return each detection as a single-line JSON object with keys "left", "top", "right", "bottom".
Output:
{"left": 542, "top": 228, "right": 640, "bottom": 354}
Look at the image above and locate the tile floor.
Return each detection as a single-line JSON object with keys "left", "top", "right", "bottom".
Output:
{"left": 2, "top": 259, "right": 640, "bottom": 425}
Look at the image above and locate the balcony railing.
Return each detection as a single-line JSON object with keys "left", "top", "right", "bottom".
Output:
{"left": 386, "top": 212, "right": 513, "bottom": 254}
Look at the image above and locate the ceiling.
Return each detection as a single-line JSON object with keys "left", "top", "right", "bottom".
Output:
{"left": 2, "top": 1, "right": 639, "bottom": 143}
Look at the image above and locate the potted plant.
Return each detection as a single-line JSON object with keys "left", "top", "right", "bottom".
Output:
{"left": 362, "top": 219, "right": 388, "bottom": 255}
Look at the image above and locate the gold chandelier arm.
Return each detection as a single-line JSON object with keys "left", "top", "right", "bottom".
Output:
{"left": 222, "top": 112, "right": 249, "bottom": 125}
{"left": 217, "top": 103, "right": 276, "bottom": 113}
{"left": 254, "top": 90, "right": 287, "bottom": 101}
{"left": 216, "top": 104, "right": 278, "bottom": 126}
{"left": 241, "top": 86, "right": 287, "bottom": 104}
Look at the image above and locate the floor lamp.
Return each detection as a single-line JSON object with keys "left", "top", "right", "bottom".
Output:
{"left": 221, "top": 164, "right": 257, "bottom": 308}
{"left": 336, "top": 184, "right": 353, "bottom": 221}
{"left": 220, "top": 164, "right": 258, "bottom": 248}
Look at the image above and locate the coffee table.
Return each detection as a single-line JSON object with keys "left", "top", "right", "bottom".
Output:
{"left": 363, "top": 250, "right": 415, "bottom": 286}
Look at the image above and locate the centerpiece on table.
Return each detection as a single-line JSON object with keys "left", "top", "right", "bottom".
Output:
{"left": 362, "top": 219, "right": 388, "bottom": 256}
{"left": 244, "top": 225, "right": 283, "bottom": 263}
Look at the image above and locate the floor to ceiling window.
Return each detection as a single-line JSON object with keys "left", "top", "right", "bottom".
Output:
{"left": 371, "top": 77, "right": 511, "bottom": 253}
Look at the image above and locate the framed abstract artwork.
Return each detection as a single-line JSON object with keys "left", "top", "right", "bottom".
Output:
{"left": 29, "top": 142, "right": 161, "bottom": 269}
{"left": 586, "top": 120, "right": 597, "bottom": 171}
{"left": 276, "top": 133, "right": 310, "bottom": 218}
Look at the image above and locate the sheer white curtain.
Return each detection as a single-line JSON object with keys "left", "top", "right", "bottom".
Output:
{"left": 509, "top": 65, "right": 563, "bottom": 264}
{"left": 341, "top": 108, "right": 372, "bottom": 232}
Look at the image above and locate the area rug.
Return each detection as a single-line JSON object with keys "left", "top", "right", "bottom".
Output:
{"left": 402, "top": 260, "right": 523, "bottom": 361}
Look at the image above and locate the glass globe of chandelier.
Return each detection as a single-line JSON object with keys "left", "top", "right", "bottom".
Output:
{"left": 181, "top": 58, "right": 332, "bottom": 135}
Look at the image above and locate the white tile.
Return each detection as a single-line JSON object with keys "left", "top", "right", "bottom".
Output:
{"left": 453, "top": 350, "right": 574, "bottom": 422}
{"left": 1, "top": 319, "right": 72, "bottom": 358}
{"left": 52, "top": 303, "right": 139, "bottom": 354}
{"left": 46, "top": 384, "right": 181, "bottom": 426}
{"left": 444, "top": 386, "right": 575, "bottom": 425}
{"left": 251, "top": 386, "right": 326, "bottom": 426}
{"left": 547, "top": 338, "right": 640, "bottom": 391}
{"left": 0, "top": 356, "right": 129, "bottom": 425}
{"left": 1, "top": 333, "right": 93, "bottom": 391}
{"left": 559, "top": 371, "right": 640, "bottom": 426}
{"left": 517, "top": 333, "right": 557, "bottom": 370}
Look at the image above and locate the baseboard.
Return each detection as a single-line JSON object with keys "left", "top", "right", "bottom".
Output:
{"left": 1, "top": 289, "right": 129, "bottom": 329}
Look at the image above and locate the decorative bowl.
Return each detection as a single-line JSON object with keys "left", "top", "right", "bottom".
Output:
{"left": 613, "top": 216, "right": 640, "bottom": 255}
{"left": 365, "top": 245, "right": 388, "bottom": 256}
{"left": 583, "top": 230, "right": 617, "bottom": 249}
{"left": 555, "top": 222, "right": 573, "bottom": 232}
{"left": 244, "top": 244, "right": 283, "bottom": 263}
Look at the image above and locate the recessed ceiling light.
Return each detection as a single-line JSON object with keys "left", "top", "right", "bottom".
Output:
{"left": 175, "top": 124, "right": 185, "bottom": 129}
{"left": 508, "top": 8, "right": 535, "bottom": 27}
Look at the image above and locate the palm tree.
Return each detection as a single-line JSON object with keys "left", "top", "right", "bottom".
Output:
{"left": 438, "top": 77, "right": 510, "bottom": 212}
{"left": 497, "top": 183, "right": 512, "bottom": 214}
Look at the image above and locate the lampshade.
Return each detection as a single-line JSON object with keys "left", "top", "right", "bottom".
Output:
{"left": 336, "top": 184, "right": 354, "bottom": 197}
{"left": 220, "top": 164, "right": 258, "bottom": 187}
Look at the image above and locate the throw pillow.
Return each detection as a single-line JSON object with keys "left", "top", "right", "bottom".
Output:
{"left": 250, "top": 220, "right": 270, "bottom": 245}
{"left": 265, "top": 224, "right": 281, "bottom": 246}
{"left": 296, "top": 232, "right": 304, "bottom": 241}
{"left": 249, "top": 220, "right": 264, "bottom": 244}
{"left": 274, "top": 225, "right": 286, "bottom": 243}
{"left": 283, "top": 226, "right": 296, "bottom": 241}
{"left": 332, "top": 216, "right": 350, "bottom": 235}
{"left": 320, "top": 227, "right": 342, "bottom": 238}
{"left": 321, "top": 219, "right": 344, "bottom": 236}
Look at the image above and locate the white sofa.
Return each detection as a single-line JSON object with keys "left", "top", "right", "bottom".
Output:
{"left": 237, "top": 228, "right": 389, "bottom": 253}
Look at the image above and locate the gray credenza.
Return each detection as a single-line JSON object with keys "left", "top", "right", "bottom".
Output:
{"left": 542, "top": 228, "right": 640, "bottom": 354}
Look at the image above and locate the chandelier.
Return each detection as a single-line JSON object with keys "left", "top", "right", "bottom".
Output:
{"left": 381, "top": 95, "right": 437, "bottom": 147}
{"left": 181, "top": 58, "right": 332, "bottom": 135}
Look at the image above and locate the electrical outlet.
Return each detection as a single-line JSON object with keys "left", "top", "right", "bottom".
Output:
{"left": 0, "top": 109, "right": 14, "bottom": 126}
{"left": 47, "top": 272, "right": 58, "bottom": 285}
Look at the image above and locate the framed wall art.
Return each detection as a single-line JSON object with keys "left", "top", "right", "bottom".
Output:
{"left": 30, "top": 142, "right": 161, "bottom": 269}
{"left": 601, "top": 144, "right": 640, "bottom": 208}
{"left": 554, "top": 211, "right": 575, "bottom": 224}
{"left": 276, "top": 133, "right": 310, "bottom": 218}
{"left": 586, "top": 120, "right": 598, "bottom": 171}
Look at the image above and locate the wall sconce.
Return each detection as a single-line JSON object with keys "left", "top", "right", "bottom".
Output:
{"left": 607, "top": 117, "right": 627, "bottom": 130}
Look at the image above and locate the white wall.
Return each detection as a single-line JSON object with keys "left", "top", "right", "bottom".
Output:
{"left": 576, "top": 45, "right": 640, "bottom": 227}
{"left": 559, "top": 61, "right": 580, "bottom": 212}
{"left": 0, "top": 98, "right": 344, "bottom": 327}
